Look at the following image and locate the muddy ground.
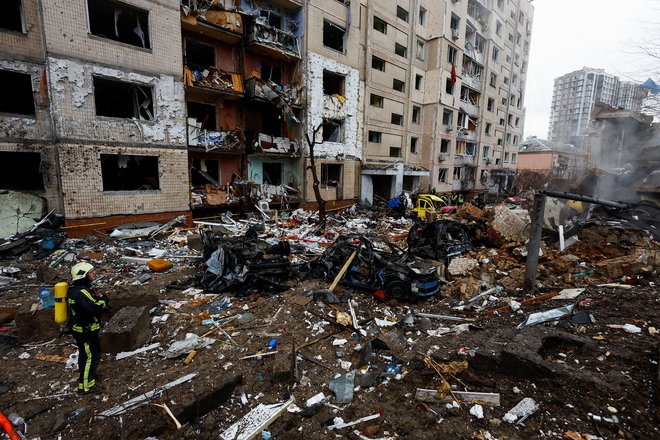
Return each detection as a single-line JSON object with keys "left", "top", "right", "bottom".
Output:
{"left": 0, "top": 215, "right": 658, "bottom": 440}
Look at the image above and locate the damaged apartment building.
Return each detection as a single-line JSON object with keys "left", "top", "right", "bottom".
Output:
{"left": 181, "top": 0, "right": 305, "bottom": 211}
{"left": 1, "top": 0, "right": 189, "bottom": 235}
{"left": 359, "top": 0, "right": 533, "bottom": 203}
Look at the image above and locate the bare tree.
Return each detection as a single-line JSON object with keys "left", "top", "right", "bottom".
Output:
{"left": 305, "top": 123, "right": 327, "bottom": 224}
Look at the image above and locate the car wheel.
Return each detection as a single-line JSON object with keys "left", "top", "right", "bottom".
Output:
{"left": 384, "top": 279, "right": 410, "bottom": 301}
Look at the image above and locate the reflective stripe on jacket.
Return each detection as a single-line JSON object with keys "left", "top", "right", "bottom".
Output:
{"left": 67, "top": 287, "right": 107, "bottom": 333}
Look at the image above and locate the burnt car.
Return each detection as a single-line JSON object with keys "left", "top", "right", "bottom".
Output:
{"left": 311, "top": 235, "right": 440, "bottom": 301}
{"left": 407, "top": 219, "right": 473, "bottom": 263}
{"left": 200, "top": 229, "right": 298, "bottom": 295}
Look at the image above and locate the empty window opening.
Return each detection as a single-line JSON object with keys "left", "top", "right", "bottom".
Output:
{"left": 261, "top": 111, "right": 281, "bottom": 137}
{"left": 87, "top": 0, "right": 151, "bottom": 49}
{"left": 259, "top": 10, "right": 282, "bottom": 29}
{"left": 261, "top": 64, "right": 282, "bottom": 84}
{"left": 391, "top": 113, "right": 403, "bottom": 125}
{"left": 452, "top": 167, "right": 461, "bottom": 180}
{"left": 487, "top": 97, "right": 494, "bottom": 111}
{"left": 323, "top": 20, "right": 345, "bottom": 52}
{"left": 259, "top": 162, "right": 282, "bottom": 184}
{"left": 0, "top": 70, "right": 35, "bottom": 115}
{"left": 0, "top": 152, "right": 44, "bottom": 191}
{"left": 321, "top": 163, "right": 342, "bottom": 187}
{"left": 393, "top": 78, "right": 405, "bottom": 92}
{"left": 322, "top": 119, "right": 343, "bottom": 142}
{"left": 370, "top": 94, "right": 384, "bottom": 108}
{"left": 94, "top": 76, "right": 153, "bottom": 120}
{"left": 450, "top": 14, "right": 460, "bottom": 32}
{"left": 368, "top": 131, "right": 381, "bottom": 143}
{"left": 373, "top": 16, "right": 387, "bottom": 34}
{"left": 372, "top": 56, "right": 386, "bottom": 71}
{"left": 415, "top": 75, "right": 424, "bottom": 91}
{"left": 410, "top": 137, "right": 418, "bottom": 153}
{"left": 445, "top": 78, "right": 454, "bottom": 95}
{"left": 483, "top": 145, "right": 490, "bottom": 158}
{"left": 191, "top": 158, "right": 219, "bottom": 186}
{"left": 442, "top": 109, "right": 453, "bottom": 126}
{"left": 438, "top": 168, "right": 447, "bottom": 183}
{"left": 389, "top": 147, "right": 402, "bottom": 158}
{"left": 323, "top": 70, "right": 345, "bottom": 95}
{"left": 419, "top": 6, "right": 427, "bottom": 26}
{"left": 465, "top": 143, "right": 476, "bottom": 156}
{"left": 185, "top": 40, "right": 215, "bottom": 70}
{"left": 395, "top": 43, "right": 407, "bottom": 58}
{"left": 101, "top": 154, "right": 159, "bottom": 191}
{"left": 447, "top": 45, "right": 458, "bottom": 64}
{"left": 397, "top": 6, "right": 409, "bottom": 22}
{"left": 440, "top": 139, "right": 450, "bottom": 153}
{"left": 412, "top": 106, "right": 421, "bottom": 123}
{"left": 1, "top": 0, "right": 24, "bottom": 33}
{"left": 187, "top": 101, "right": 217, "bottom": 131}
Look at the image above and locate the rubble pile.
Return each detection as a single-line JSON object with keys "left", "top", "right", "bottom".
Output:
{"left": 0, "top": 201, "right": 658, "bottom": 440}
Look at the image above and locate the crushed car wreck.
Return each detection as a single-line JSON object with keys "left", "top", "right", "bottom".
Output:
{"left": 310, "top": 235, "right": 441, "bottom": 301}
{"left": 407, "top": 219, "right": 474, "bottom": 263}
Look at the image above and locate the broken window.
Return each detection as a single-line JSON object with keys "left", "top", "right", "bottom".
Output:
{"left": 410, "top": 137, "right": 418, "bottom": 154}
{"left": 415, "top": 74, "right": 423, "bottom": 91}
{"left": 261, "top": 64, "right": 282, "bottom": 84}
{"left": 396, "top": 6, "right": 409, "bottom": 22}
{"left": 368, "top": 131, "right": 382, "bottom": 143}
{"left": 452, "top": 167, "right": 461, "bottom": 180}
{"left": 513, "top": 135, "right": 518, "bottom": 144}
{"left": 442, "top": 109, "right": 453, "bottom": 126}
{"left": 440, "top": 139, "right": 450, "bottom": 153}
{"left": 495, "top": 20, "right": 502, "bottom": 36}
{"left": 262, "top": 162, "right": 282, "bottom": 185}
{"left": 419, "top": 7, "right": 427, "bottom": 26}
{"left": 185, "top": 40, "right": 215, "bottom": 70}
{"left": 447, "top": 45, "right": 458, "bottom": 64}
{"left": 0, "top": 152, "right": 44, "bottom": 190}
{"left": 483, "top": 145, "right": 490, "bottom": 159}
{"left": 93, "top": 76, "right": 153, "bottom": 120}
{"left": 490, "top": 72, "right": 497, "bottom": 87}
{"left": 466, "top": 143, "right": 476, "bottom": 156}
{"left": 504, "top": 152, "right": 509, "bottom": 162}
{"left": 487, "top": 97, "right": 494, "bottom": 111}
{"left": 511, "top": 153, "right": 517, "bottom": 164}
{"left": 416, "top": 40, "right": 425, "bottom": 60}
{"left": 492, "top": 47, "right": 499, "bottom": 62}
{"left": 485, "top": 122, "right": 492, "bottom": 135}
{"left": 438, "top": 168, "right": 447, "bottom": 183}
{"left": 323, "top": 71, "right": 344, "bottom": 95}
{"left": 187, "top": 101, "right": 217, "bottom": 131}
{"left": 372, "top": 56, "right": 386, "bottom": 71}
{"left": 389, "top": 147, "right": 401, "bottom": 158}
{"left": 322, "top": 119, "right": 343, "bottom": 142}
{"left": 393, "top": 78, "right": 405, "bottom": 92}
{"left": 321, "top": 163, "right": 342, "bottom": 187}
{"left": 101, "top": 154, "right": 159, "bottom": 191}
{"left": 445, "top": 78, "right": 454, "bottom": 95}
{"left": 1, "top": 0, "right": 24, "bottom": 33}
{"left": 373, "top": 16, "right": 387, "bottom": 34}
{"left": 323, "top": 20, "right": 345, "bottom": 52}
{"left": 370, "top": 94, "right": 384, "bottom": 108}
{"left": 87, "top": 0, "right": 151, "bottom": 49}
{"left": 259, "top": 10, "right": 282, "bottom": 29}
{"left": 391, "top": 113, "right": 403, "bottom": 125}
{"left": 191, "top": 158, "right": 219, "bottom": 186}
{"left": 0, "top": 70, "right": 35, "bottom": 115}
{"left": 412, "top": 106, "right": 421, "bottom": 123}
{"left": 450, "top": 14, "right": 460, "bottom": 32}
{"left": 395, "top": 43, "right": 407, "bottom": 58}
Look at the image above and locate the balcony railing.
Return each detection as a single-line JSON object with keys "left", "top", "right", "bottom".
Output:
{"left": 322, "top": 94, "right": 347, "bottom": 120}
{"left": 456, "top": 128, "right": 477, "bottom": 141}
{"left": 462, "top": 73, "right": 481, "bottom": 89}
{"left": 454, "top": 154, "right": 476, "bottom": 165}
{"left": 188, "top": 120, "right": 244, "bottom": 152}
{"left": 460, "top": 100, "right": 480, "bottom": 117}
{"left": 257, "top": 133, "right": 301, "bottom": 155}
{"left": 246, "top": 22, "right": 300, "bottom": 58}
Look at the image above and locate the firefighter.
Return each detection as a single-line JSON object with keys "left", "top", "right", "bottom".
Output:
{"left": 68, "top": 262, "right": 109, "bottom": 394}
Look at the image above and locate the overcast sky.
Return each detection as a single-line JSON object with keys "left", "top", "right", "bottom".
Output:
{"left": 523, "top": 0, "right": 660, "bottom": 139}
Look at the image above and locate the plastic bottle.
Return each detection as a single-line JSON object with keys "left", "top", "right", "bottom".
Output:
{"left": 268, "top": 338, "right": 277, "bottom": 350}
{"left": 39, "top": 288, "right": 55, "bottom": 309}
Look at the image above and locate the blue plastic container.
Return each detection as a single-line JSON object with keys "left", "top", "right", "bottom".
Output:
{"left": 39, "top": 288, "right": 55, "bottom": 309}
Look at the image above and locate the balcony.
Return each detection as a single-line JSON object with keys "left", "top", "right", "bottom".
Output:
{"left": 460, "top": 100, "right": 480, "bottom": 117}
{"left": 188, "top": 120, "right": 245, "bottom": 153}
{"left": 184, "top": 67, "right": 244, "bottom": 100}
{"left": 245, "top": 76, "right": 301, "bottom": 107}
{"left": 456, "top": 128, "right": 478, "bottom": 142}
{"left": 256, "top": 133, "right": 301, "bottom": 156}
{"left": 454, "top": 154, "right": 476, "bottom": 165}
{"left": 322, "top": 94, "right": 347, "bottom": 120}
{"left": 246, "top": 22, "right": 300, "bottom": 61}
{"left": 462, "top": 73, "right": 481, "bottom": 90}
{"left": 180, "top": 10, "right": 243, "bottom": 44}
{"left": 268, "top": 0, "right": 303, "bottom": 9}
{"left": 464, "top": 47, "right": 485, "bottom": 65}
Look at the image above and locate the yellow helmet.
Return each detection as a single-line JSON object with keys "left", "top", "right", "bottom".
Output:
{"left": 71, "top": 262, "right": 95, "bottom": 281}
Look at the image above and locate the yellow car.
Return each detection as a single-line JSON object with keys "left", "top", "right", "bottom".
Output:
{"left": 412, "top": 194, "right": 444, "bottom": 219}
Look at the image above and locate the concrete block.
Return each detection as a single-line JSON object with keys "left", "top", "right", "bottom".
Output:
{"left": 487, "top": 206, "right": 530, "bottom": 246}
{"left": 15, "top": 305, "right": 61, "bottom": 343}
{"left": 99, "top": 306, "right": 150, "bottom": 354}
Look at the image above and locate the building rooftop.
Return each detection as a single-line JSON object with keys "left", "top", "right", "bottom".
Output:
{"left": 518, "top": 137, "right": 583, "bottom": 154}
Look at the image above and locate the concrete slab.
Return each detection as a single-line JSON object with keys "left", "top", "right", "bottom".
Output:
{"left": 99, "top": 306, "right": 151, "bottom": 354}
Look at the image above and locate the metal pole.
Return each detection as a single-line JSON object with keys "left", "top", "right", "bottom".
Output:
{"left": 540, "top": 190, "right": 628, "bottom": 209}
{"left": 524, "top": 194, "right": 546, "bottom": 291}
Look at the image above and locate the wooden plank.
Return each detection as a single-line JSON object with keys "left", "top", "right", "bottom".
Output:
{"left": 329, "top": 249, "right": 357, "bottom": 292}
{"left": 415, "top": 388, "right": 500, "bottom": 406}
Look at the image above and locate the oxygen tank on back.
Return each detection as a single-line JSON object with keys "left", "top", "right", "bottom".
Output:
{"left": 54, "top": 282, "right": 68, "bottom": 325}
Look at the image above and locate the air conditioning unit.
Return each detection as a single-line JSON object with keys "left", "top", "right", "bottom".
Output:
{"left": 439, "top": 154, "right": 447, "bottom": 162}
{"left": 485, "top": 158, "right": 492, "bottom": 165}
{"left": 445, "top": 125, "right": 453, "bottom": 132}
{"left": 451, "top": 29, "right": 460, "bottom": 40}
